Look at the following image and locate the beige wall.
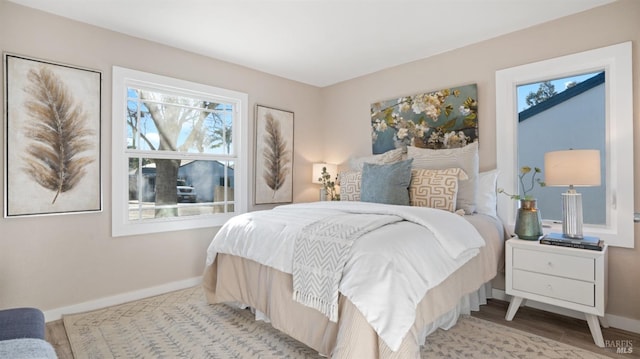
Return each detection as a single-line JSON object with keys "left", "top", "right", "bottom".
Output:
{"left": 321, "top": 0, "right": 640, "bottom": 322}
{"left": 0, "top": 1, "right": 323, "bottom": 312}
{"left": 1, "top": 0, "right": 639, "bottom": 325}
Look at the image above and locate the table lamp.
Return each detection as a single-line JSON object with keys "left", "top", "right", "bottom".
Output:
{"left": 312, "top": 163, "right": 337, "bottom": 200}
{"left": 544, "top": 149, "right": 601, "bottom": 239}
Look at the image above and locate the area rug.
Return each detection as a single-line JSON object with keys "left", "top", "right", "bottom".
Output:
{"left": 63, "top": 286, "right": 608, "bottom": 358}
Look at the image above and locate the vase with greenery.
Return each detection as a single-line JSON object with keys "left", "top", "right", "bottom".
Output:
{"left": 318, "top": 166, "right": 340, "bottom": 201}
{"left": 498, "top": 166, "right": 546, "bottom": 240}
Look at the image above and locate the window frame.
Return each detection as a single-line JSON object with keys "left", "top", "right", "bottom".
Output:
{"left": 112, "top": 66, "right": 248, "bottom": 237}
{"left": 496, "top": 42, "right": 634, "bottom": 248}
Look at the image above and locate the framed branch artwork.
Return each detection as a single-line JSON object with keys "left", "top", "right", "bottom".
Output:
{"left": 4, "top": 54, "right": 102, "bottom": 217}
{"left": 370, "top": 84, "right": 478, "bottom": 154}
{"left": 254, "top": 105, "right": 293, "bottom": 205}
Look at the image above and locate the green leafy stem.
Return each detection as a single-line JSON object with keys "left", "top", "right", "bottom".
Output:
{"left": 498, "top": 166, "right": 546, "bottom": 200}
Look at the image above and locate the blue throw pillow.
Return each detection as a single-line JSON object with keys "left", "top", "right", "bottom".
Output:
{"left": 360, "top": 159, "right": 413, "bottom": 205}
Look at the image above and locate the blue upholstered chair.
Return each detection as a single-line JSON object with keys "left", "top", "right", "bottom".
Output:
{"left": 0, "top": 307, "right": 46, "bottom": 340}
{"left": 0, "top": 307, "right": 57, "bottom": 358}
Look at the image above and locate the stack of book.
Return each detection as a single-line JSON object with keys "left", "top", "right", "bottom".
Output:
{"left": 539, "top": 232, "right": 604, "bottom": 251}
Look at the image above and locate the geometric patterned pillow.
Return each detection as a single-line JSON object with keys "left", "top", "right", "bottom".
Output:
{"left": 407, "top": 142, "right": 478, "bottom": 214}
{"left": 339, "top": 170, "right": 361, "bottom": 201}
{"left": 409, "top": 168, "right": 468, "bottom": 212}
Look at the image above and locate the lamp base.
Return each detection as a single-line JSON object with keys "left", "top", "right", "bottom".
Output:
{"left": 561, "top": 191, "right": 583, "bottom": 239}
{"left": 319, "top": 188, "right": 327, "bottom": 201}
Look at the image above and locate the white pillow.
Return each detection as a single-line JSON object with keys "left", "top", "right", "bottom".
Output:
{"left": 407, "top": 142, "right": 479, "bottom": 214}
{"left": 348, "top": 148, "right": 404, "bottom": 171}
{"left": 476, "top": 169, "right": 499, "bottom": 218}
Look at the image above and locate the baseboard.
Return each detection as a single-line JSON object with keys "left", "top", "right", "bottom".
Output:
{"left": 491, "top": 288, "right": 640, "bottom": 334}
{"left": 44, "top": 276, "right": 202, "bottom": 322}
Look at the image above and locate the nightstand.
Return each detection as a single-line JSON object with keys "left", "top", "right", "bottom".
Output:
{"left": 505, "top": 238, "right": 608, "bottom": 347}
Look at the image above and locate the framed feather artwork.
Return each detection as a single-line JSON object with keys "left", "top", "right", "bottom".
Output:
{"left": 4, "top": 54, "right": 102, "bottom": 217}
{"left": 254, "top": 105, "right": 293, "bottom": 205}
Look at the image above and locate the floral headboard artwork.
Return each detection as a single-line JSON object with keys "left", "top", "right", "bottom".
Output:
{"left": 370, "top": 84, "right": 478, "bottom": 154}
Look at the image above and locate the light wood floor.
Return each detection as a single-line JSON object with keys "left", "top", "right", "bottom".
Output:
{"left": 472, "top": 299, "right": 639, "bottom": 358}
{"left": 46, "top": 298, "right": 638, "bottom": 358}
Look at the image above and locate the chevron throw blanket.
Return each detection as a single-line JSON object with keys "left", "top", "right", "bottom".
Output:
{"left": 292, "top": 213, "right": 403, "bottom": 322}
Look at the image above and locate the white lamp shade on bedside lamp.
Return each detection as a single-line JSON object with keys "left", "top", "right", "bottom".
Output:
{"left": 544, "top": 149, "right": 601, "bottom": 239}
{"left": 544, "top": 149, "right": 601, "bottom": 187}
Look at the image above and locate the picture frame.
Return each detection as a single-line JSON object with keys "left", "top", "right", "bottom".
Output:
{"left": 4, "top": 54, "right": 102, "bottom": 217}
{"left": 370, "top": 83, "right": 478, "bottom": 154}
{"left": 254, "top": 104, "right": 294, "bottom": 205}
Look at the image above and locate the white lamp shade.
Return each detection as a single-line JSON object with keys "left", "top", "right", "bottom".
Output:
{"left": 312, "top": 163, "right": 337, "bottom": 184}
{"left": 544, "top": 149, "right": 601, "bottom": 187}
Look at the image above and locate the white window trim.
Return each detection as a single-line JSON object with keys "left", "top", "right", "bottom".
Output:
{"left": 112, "top": 66, "right": 248, "bottom": 237}
{"left": 496, "top": 42, "right": 634, "bottom": 248}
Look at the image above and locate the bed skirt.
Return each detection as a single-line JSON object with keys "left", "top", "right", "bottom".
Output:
{"left": 202, "top": 214, "right": 503, "bottom": 358}
{"left": 203, "top": 254, "right": 494, "bottom": 359}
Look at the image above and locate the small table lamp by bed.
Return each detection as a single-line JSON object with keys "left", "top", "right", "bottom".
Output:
{"left": 312, "top": 163, "right": 337, "bottom": 201}
{"left": 544, "top": 149, "right": 601, "bottom": 239}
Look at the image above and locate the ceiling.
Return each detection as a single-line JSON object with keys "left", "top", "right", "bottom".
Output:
{"left": 8, "top": 0, "right": 615, "bottom": 87}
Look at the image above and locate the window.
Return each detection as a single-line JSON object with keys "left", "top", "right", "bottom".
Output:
{"left": 516, "top": 72, "right": 606, "bottom": 225}
{"left": 112, "top": 67, "right": 248, "bottom": 236}
{"left": 496, "top": 42, "right": 634, "bottom": 248}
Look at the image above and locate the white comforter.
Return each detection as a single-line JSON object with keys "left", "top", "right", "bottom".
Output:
{"left": 205, "top": 201, "right": 486, "bottom": 351}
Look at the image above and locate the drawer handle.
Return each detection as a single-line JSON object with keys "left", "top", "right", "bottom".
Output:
{"left": 547, "top": 261, "right": 553, "bottom": 267}
{"left": 547, "top": 284, "right": 553, "bottom": 291}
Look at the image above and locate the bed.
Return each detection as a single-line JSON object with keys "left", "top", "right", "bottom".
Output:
{"left": 202, "top": 143, "right": 505, "bottom": 358}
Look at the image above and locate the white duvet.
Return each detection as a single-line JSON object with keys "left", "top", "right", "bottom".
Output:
{"left": 205, "top": 201, "right": 486, "bottom": 351}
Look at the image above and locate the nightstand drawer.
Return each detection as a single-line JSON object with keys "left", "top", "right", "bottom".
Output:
{"left": 512, "top": 247, "right": 594, "bottom": 281}
{"left": 512, "top": 269, "right": 595, "bottom": 306}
